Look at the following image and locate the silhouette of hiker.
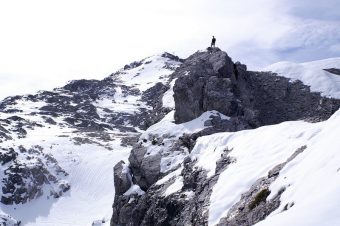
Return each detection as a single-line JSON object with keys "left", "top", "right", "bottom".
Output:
{"left": 211, "top": 36, "right": 216, "bottom": 48}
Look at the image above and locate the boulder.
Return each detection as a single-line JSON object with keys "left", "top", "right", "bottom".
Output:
{"left": 113, "top": 161, "right": 132, "bottom": 196}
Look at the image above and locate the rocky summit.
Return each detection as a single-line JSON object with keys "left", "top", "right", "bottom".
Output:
{"left": 1, "top": 48, "right": 340, "bottom": 226}
{"left": 111, "top": 48, "right": 340, "bottom": 226}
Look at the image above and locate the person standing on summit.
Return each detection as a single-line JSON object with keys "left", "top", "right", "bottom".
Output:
{"left": 211, "top": 36, "right": 216, "bottom": 48}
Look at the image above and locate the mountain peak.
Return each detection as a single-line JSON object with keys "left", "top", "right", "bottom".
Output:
{"left": 1, "top": 49, "right": 340, "bottom": 226}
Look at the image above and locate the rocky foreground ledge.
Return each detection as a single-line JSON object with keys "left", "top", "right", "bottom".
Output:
{"left": 111, "top": 48, "right": 340, "bottom": 226}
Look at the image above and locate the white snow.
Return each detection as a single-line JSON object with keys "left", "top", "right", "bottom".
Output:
{"left": 190, "top": 108, "right": 340, "bottom": 225}
{"left": 141, "top": 110, "right": 229, "bottom": 140}
{"left": 156, "top": 167, "right": 183, "bottom": 185}
{"left": 0, "top": 123, "right": 131, "bottom": 226}
{"left": 162, "top": 78, "right": 177, "bottom": 109}
{"left": 124, "top": 185, "right": 145, "bottom": 196}
{"left": 263, "top": 57, "right": 340, "bottom": 98}
{"left": 114, "top": 54, "right": 181, "bottom": 92}
{"left": 163, "top": 176, "right": 184, "bottom": 197}
{"left": 93, "top": 53, "right": 181, "bottom": 120}
{"left": 254, "top": 109, "right": 340, "bottom": 226}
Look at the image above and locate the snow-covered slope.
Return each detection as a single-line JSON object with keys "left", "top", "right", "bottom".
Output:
{"left": 263, "top": 57, "right": 340, "bottom": 98}
{"left": 0, "top": 52, "right": 182, "bottom": 225}
{"left": 115, "top": 107, "right": 340, "bottom": 226}
{"left": 193, "top": 108, "right": 340, "bottom": 225}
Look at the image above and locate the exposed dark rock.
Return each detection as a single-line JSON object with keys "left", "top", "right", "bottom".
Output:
{"left": 124, "top": 61, "right": 143, "bottom": 70}
{"left": 141, "top": 82, "right": 171, "bottom": 129}
{"left": 173, "top": 49, "right": 236, "bottom": 123}
{"left": 128, "top": 144, "right": 161, "bottom": 191}
{"left": 0, "top": 145, "right": 69, "bottom": 205}
{"left": 324, "top": 68, "right": 340, "bottom": 75}
{"left": 0, "top": 148, "right": 17, "bottom": 165}
{"left": 111, "top": 145, "right": 235, "bottom": 226}
{"left": 161, "top": 52, "right": 185, "bottom": 63}
{"left": 114, "top": 161, "right": 132, "bottom": 195}
{"left": 63, "top": 79, "right": 117, "bottom": 99}
{"left": 174, "top": 49, "right": 340, "bottom": 126}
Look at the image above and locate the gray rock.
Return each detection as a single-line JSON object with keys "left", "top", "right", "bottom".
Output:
{"left": 173, "top": 49, "right": 237, "bottom": 123}
{"left": 140, "top": 153, "right": 162, "bottom": 189}
{"left": 128, "top": 145, "right": 162, "bottom": 190}
{"left": 323, "top": 68, "right": 340, "bottom": 75}
{"left": 0, "top": 145, "right": 69, "bottom": 205}
{"left": 114, "top": 161, "right": 132, "bottom": 196}
{"left": 173, "top": 49, "right": 340, "bottom": 127}
{"left": 111, "top": 145, "right": 235, "bottom": 226}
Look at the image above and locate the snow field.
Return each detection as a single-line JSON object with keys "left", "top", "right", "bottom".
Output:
{"left": 188, "top": 108, "right": 340, "bottom": 226}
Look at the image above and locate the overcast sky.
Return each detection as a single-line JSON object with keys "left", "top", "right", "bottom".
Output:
{"left": 0, "top": 0, "right": 339, "bottom": 100}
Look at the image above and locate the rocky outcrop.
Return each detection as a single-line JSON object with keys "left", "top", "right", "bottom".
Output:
{"left": 111, "top": 152, "right": 232, "bottom": 226}
{"left": 114, "top": 161, "right": 132, "bottom": 195}
{"left": 111, "top": 49, "right": 340, "bottom": 226}
{"left": 324, "top": 68, "right": 340, "bottom": 75}
{"left": 174, "top": 48, "right": 340, "bottom": 126}
{"left": 173, "top": 49, "right": 238, "bottom": 123}
{"left": 0, "top": 145, "right": 70, "bottom": 205}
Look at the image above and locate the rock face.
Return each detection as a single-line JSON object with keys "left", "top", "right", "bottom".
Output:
{"left": 114, "top": 161, "right": 132, "bottom": 195}
{"left": 174, "top": 48, "right": 340, "bottom": 126}
{"left": 111, "top": 49, "right": 340, "bottom": 226}
{"left": 173, "top": 49, "right": 237, "bottom": 123}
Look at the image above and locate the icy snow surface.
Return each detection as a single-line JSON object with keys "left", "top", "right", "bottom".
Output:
{"left": 254, "top": 109, "right": 340, "bottom": 226}
{"left": 263, "top": 57, "right": 340, "bottom": 98}
{"left": 163, "top": 176, "right": 184, "bottom": 196}
{"left": 113, "top": 54, "right": 181, "bottom": 92}
{"left": 162, "top": 78, "right": 177, "bottom": 109}
{"left": 189, "top": 108, "right": 340, "bottom": 225}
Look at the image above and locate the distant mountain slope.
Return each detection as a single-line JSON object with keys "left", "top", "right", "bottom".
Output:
{"left": 0, "top": 53, "right": 182, "bottom": 225}
{"left": 263, "top": 57, "right": 340, "bottom": 98}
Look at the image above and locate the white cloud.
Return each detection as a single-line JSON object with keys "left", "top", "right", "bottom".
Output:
{"left": 0, "top": 0, "right": 339, "bottom": 100}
